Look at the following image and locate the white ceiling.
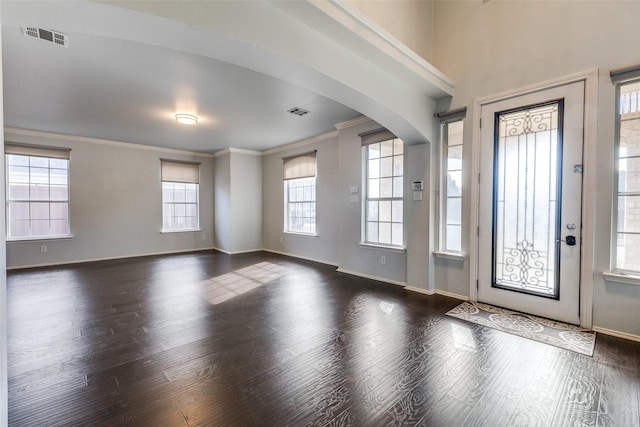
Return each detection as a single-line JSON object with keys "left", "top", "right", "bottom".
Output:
{"left": 1, "top": 1, "right": 362, "bottom": 153}
{"left": 1, "top": 1, "right": 454, "bottom": 154}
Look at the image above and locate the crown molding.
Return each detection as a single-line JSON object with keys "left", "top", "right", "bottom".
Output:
{"left": 261, "top": 130, "right": 338, "bottom": 156}
{"left": 4, "top": 127, "right": 215, "bottom": 158}
{"left": 334, "top": 115, "right": 372, "bottom": 130}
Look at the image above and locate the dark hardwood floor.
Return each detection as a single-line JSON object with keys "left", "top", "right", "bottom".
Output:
{"left": 7, "top": 251, "right": 640, "bottom": 426}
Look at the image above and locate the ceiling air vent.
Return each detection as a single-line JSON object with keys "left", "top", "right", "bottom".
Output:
{"left": 22, "top": 27, "right": 68, "bottom": 47}
{"left": 287, "top": 107, "right": 310, "bottom": 116}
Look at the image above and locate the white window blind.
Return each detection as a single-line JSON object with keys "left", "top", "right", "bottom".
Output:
{"left": 5, "top": 143, "right": 70, "bottom": 159}
{"left": 161, "top": 159, "right": 200, "bottom": 183}
{"left": 283, "top": 151, "right": 316, "bottom": 180}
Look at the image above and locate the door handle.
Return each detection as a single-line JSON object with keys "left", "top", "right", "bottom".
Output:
{"left": 557, "top": 235, "right": 577, "bottom": 246}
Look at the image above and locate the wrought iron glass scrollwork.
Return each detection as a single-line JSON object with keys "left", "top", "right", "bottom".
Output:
{"left": 492, "top": 100, "right": 564, "bottom": 299}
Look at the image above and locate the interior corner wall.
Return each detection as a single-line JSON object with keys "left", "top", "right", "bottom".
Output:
{"left": 229, "top": 151, "right": 262, "bottom": 253}
{"left": 4, "top": 131, "right": 215, "bottom": 269}
{"left": 214, "top": 152, "right": 232, "bottom": 253}
{"left": 432, "top": 0, "right": 640, "bottom": 336}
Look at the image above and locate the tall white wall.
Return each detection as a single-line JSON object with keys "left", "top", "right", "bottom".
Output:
{"left": 230, "top": 151, "right": 262, "bottom": 253}
{"left": 0, "top": 17, "right": 8, "bottom": 426}
{"left": 4, "top": 130, "right": 215, "bottom": 269}
{"left": 214, "top": 152, "right": 232, "bottom": 253}
{"left": 214, "top": 150, "right": 262, "bottom": 254}
{"left": 432, "top": 1, "right": 640, "bottom": 336}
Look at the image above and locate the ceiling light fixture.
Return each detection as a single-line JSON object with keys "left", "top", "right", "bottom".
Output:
{"left": 175, "top": 113, "right": 198, "bottom": 125}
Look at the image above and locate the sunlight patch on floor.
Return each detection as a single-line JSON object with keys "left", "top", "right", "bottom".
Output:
{"left": 201, "top": 262, "right": 286, "bottom": 305}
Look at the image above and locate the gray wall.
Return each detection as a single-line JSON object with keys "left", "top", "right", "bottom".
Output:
{"left": 214, "top": 152, "right": 232, "bottom": 252}
{"left": 262, "top": 135, "right": 340, "bottom": 265}
{"left": 5, "top": 130, "right": 215, "bottom": 269}
{"left": 262, "top": 119, "right": 434, "bottom": 287}
{"left": 230, "top": 151, "right": 262, "bottom": 253}
{"left": 431, "top": 1, "right": 640, "bottom": 336}
{"left": 215, "top": 150, "right": 262, "bottom": 254}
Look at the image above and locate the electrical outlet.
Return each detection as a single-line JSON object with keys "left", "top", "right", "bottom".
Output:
{"left": 201, "top": 233, "right": 206, "bottom": 240}
{"left": 380, "top": 255, "right": 386, "bottom": 265}
{"left": 40, "top": 245, "right": 47, "bottom": 253}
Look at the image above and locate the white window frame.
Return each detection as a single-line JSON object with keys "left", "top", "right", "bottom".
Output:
{"left": 161, "top": 159, "right": 200, "bottom": 232}
{"left": 361, "top": 130, "right": 404, "bottom": 248}
{"left": 436, "top": 108, "right": 466, "bottom": 257}
{"left": 611, "top": 72, "right": 640, "bottom": 275}
{"left": 283, "top": 151, "right": 317, "bottom": 235}
{"left": 5, "top": 143, "right": 71, "bottom": 241}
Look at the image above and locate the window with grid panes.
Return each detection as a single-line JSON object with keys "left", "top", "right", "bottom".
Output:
{"left": 613, "top": 78, "right": 640, "bottom": 273}
{"left": 363, "top": 133, "right": 404, "bottom": 246}
{"left": 5, "top": 144, "right": 71, "bottom": 240}
{"left": 161, "top": 160, "right": 200, "bottom": 232}
{"left": 283, "top": 152, "right": 316, "bottom": 234}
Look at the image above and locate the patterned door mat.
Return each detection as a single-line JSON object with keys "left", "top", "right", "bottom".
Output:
{"left": 446, "top": 301, "right": 595, "bottom": 356}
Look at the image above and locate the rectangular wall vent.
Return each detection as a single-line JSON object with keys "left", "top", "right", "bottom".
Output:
{"left": 287, "top": 107, "right": 310, "bottom": 116}
{"left": 22, "top": 27, "right": 68, "bottom": 47}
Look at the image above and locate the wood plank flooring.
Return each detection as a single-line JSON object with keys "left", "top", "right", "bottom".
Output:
{"left": 7, "top": 251, "right": 640, "bottom": 426}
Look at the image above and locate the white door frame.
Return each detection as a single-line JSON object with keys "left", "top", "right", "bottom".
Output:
{"left": 469, "top": 69, "right": 598, "bottom": 328}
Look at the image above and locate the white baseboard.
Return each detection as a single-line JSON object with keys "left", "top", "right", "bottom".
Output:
{"left": 404, "top": 286, "right": 469, "bottom": 301}
{"left": 592, "top": 326, "right": 640, "bottom": 343}
{"left": 336, "top": 268, "right": 406, "bottom": 287}
{"left": 6, "top": 247, "right": 216, "bottom": 270}
{"left": 213, "top": 247, "right": 262, "bottom": 255}
{"left": 261, "top": 248, "right": 338, "bottom": 267}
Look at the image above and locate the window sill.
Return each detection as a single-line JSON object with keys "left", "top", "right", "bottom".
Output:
{"left": 283, "top": 231, "right": 318, "bottom": 238}
{"left": 358, "top": 242, "right": 406, "bottom": 253}
{"left": 7, "top": 235, "right": 73, "bottom": 243}
{"left": 603, "top": 272, "right": 640, "bottom": 286}
{"left": 433, "top": 251, "right": 465, "bottom": 262}
{"left": 160, "top": 229, "right": 202, "bottom": 234}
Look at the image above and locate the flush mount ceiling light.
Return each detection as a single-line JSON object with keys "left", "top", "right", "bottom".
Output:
{"left": 175, "top": 113, "right": 198, "bottom": 125}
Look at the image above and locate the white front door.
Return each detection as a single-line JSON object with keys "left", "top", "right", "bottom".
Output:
{"left": 477, "top": 81, "right": 584, "bottom": 325}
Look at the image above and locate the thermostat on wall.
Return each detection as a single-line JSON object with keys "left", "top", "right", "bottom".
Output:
{"left": 411, "top": 180, "right": 424, "bottom": 191}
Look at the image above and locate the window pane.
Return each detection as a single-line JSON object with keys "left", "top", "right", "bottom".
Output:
{"left": 393, "top": 177, "right": 403, "bottom": 198}
{"left": 9, "top": 202, "right": 29, "bottom": 220}
{"left": 378, "top": 222, "right": 391, "bottom": 244}
{"left": 7, "top": 155, "right": 28, "bottom": 166}
{"left": 618, "top": 195, "right": 640, "bottom": 233}
{"left": 8, "top": 166, "right": 29, "bottom": 184}
{"left": 380, "top": 178, "right": 393, "bottom": 198}
{"left": 368, "top": 179, "right": 380, "bottom": 198}
{"left": 49, "top": 159, "right": 68, "bottom": 169}
{"left": 393, "top": 156, "right": 403, "bottom": 176}
{"left": 30, "top": 184, "right": 50, "bottom": 201}
{"left": 367, "top": 201, "right": 378, "bottom": 221}
{"left": 368, "top": 143, "right": 381, "bottom": 159}
{"left": 380, "top": 157, "right": 393, "bottom": 177}
{"left": 185, "top": 188, "right": 197, "bottom": 203}
{"left": 379, "top": 201, "right": 391, "bottom": 222}
{"left": 368, "top": 159, "right": 380, "bottom": 178}
{"left": 393, "top": 139, "right": 404, "bottom": 155}
{"left": 10, "top": 220, "right": 30, "bottom": 238}
{"left": 392, "top": 201, "right": 403, "bottom": 223}
{"left": 367, "top": 222, "right": 378, "bottom": 243}
{"left": 30, "top": 203, "right": 49, "bottom": 220}
{"left": 447, "top": 171, "right": 462, "bottom": 197}
{"left": 446, "top": 225, "right": 462, "bottom": 252}
{"left": 31, "top": 220, "right": 49, "bottom": 236}
{"left": 50, "top": 220, "right": 69, "bottom": 235}
{"left": 392, "top": 223, "right": 403, "bottom": 246}
{"left": 50, "top": 202, "right": 69, "bottom": 220}
{"left": 448, "top": 146, "right": 463, "bottom": 170}
{"left": 30, "top": 157, "right": 48, "bottom": 168}
{"left": 381, "top": 140, "right": 394, "bottom": 157}
{"left": 447, "top": 197, "right": 462, "bottom": 225}
{"left": 619, "top": 158, "right": 640, "bottom": 193}
{"left": 9, "top": 184, "right": 29, "bottom": 200}
{"left": 174, "top": 186, "right": 186, "bottom": 203}
{"left": 284, "top": 177, "right": 316, "bottom": 233}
